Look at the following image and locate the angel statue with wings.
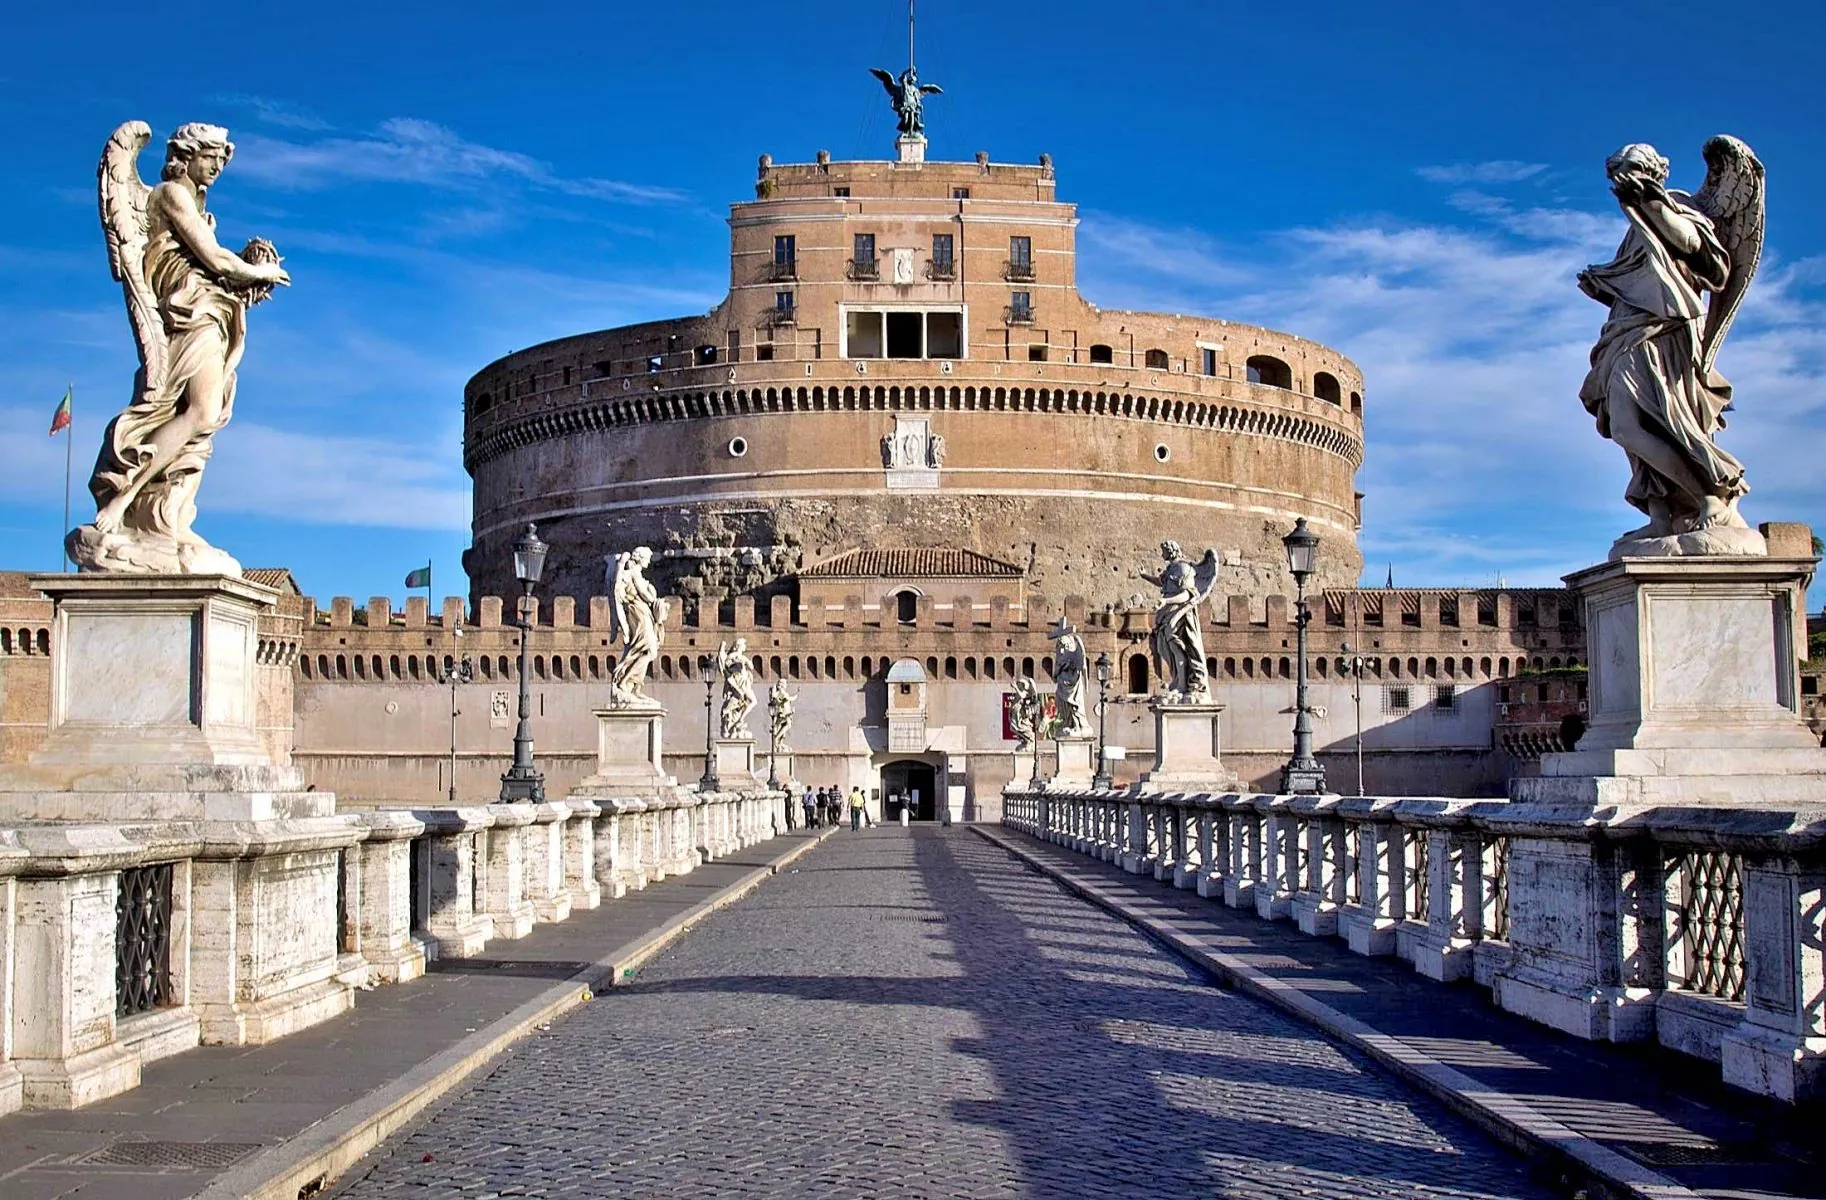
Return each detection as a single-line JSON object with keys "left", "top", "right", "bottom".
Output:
{"left": 606, "top": 547, "right": 668, "bottom": 706}
{"left": 717, "top": 638, "right": 757, "bottom": 739}
{"left": 1578, "top": 136, "right": 1767, "bottom": 557}
{"left": 72, "top": 121, "right": 291, "bottom": 575}
{"left": 1146, "top": 542, "right": 1221, "bottom": 702}
{"left": 1008, "top": 676, "right": 1042, "bottom": 752}
{"left": 869, "top": 66, "right": 943, "bottom": 138}
{"left": 1047, "top": 621, "right": 1093, "bottom": 738}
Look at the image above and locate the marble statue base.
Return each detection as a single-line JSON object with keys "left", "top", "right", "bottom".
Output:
{"left": 713, "top": 737, "right": 760, "bottom": 786}
{"left": 1514, "top": 554, "right": 1826, "bottom": 808}
{"left": 1138, "top": 701, "right": 1239, "bottom": 793}
{"left": 66, "top": 524, "right": 242, "bottom": 576}
{"left": 0, "top": 574, "right": 330, "bottom": 822}
{"left": 896, "top": 134, "right": 926, "bottom": 164}
{"left": 1006, "top": 749, "right": 1039, "bottom": 791}
{"left": 573, "top": 704, "right": 675, "bottom": 799}
{"left": 1610, "top": 524, "right": 1766, "bottom": 561}
{"left": 1049, "top": 736, "right": 1096, "bottom": 790}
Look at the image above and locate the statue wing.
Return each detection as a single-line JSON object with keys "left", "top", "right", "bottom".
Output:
{"left": 869, "top": 68, "right": 899, "bottom": 100}
{"left": 604, "top": 554, "right": 627, "bottom": 645}
{"left": 919, "top": 83, "right": 944, "bottom": 95}
{"left": 98, "top": 121, "right": 165, "bottom": 393}
{"left": 1192, "top": 549, "right": 1221, "bottom": 603}
{"left": 1688, "top": 135, "right": 1765, "bottom": 376}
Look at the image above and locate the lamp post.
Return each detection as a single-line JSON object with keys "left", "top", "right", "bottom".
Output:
{"left": 1281, "top": 518, "right": 1325, "bottom": 795}
{"left": 699, "top": 653, "right": 720, "bottom": 793}
{"left": 436, "top": 625, "right": 474, "bottom": 805}
{"left": 1341, "top": 640, "right": 1366, "bottom": 797}
{"left": 1093, "top": 651, "right": 1113, "bottom": 790}
{"left": 498, "top": 524, "right": 548, "bottom": 803}
{"left": 766, "top": 687, "right": 782, "bottom": 790}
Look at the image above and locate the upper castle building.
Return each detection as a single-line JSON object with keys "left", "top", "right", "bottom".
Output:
{"left": 462, "top": 143, "right": 1366, "bottom": 607}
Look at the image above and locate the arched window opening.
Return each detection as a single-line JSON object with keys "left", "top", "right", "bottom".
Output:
{"left": 844, "top": 655, "right": 856, "bottom": 678}
{"left": 1088, "top": 344, "right": 1114, "bottom": 365}
{"left": 944, "top": 656, "right": 957, "bottom": 680}
{"left": 1021, "top": 656, "right": 1034, "bottom": 678}
{"left": 1127, "top": 654, "right": 1149, "bottom": 695}
{"left": 896, "top": 590, "right": 919, "bottom": 623}
{"left": 982, "top": 657, "right": 996, "bottom": 680}
{"left": 862, "top": 655, "right": 875, "bottom": 678}
{"left": 1244, "top": 354, "right": 1293, "bottom": 389}
{"left": 1313, "top": 371, "right": 1342, "bottom": 404}
{"left": 1144, "top": 348, "right": 1169, "bottom": 370}
{"left": 1349, "top": 391, "right": 1363, "bottom": 416}
{"left": 964, "top": 657, "right": 978, "bottom": 680}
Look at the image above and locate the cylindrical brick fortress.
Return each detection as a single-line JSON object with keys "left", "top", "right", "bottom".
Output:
{"left": 463, "top": 153, "right": 1364, "bottom": 607}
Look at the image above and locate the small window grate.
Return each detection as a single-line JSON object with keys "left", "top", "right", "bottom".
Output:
{"left": 1671, "top": 849, "right": 1746, "bottom": 1001}
{"left": 116, "top": 863, "right": 174, "bottom": 1018}
{"left": 1487, "top": 837, "right": 1510, "bottom": 941}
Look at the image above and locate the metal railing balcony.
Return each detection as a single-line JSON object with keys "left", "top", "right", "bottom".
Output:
{"left": 925, "top": 259, "right": 957, "bottom": 281}
{"left": 1005, "top": 304, "right": 1035, "bottom": 325}
{"left": 1004, "top": 259, "right": 1036, "bottom": 282}
{"left": 766, "top": 260, "right": 798, "bottom": 282}
{"left": 847, "top": 258, "right": 880, "bottom": 282}
{"left": 767, "top": 306, "right": 797, "bottom": 327}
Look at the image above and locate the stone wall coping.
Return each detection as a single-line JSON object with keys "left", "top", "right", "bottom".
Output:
{"left": 8, "top": 822, "right": 206, "bottom": 876}
{"left": 410, "top": 806, "right": 499, "bottom": 834}
{"left": 596, "top": 797, "right": 649, "bottom": 814}
{"left": 352, "top": 811, "right": 429, "bottom": 842}
{"left": 566, "top": 798, "right": 602, "bottom": 819}
{"left": 528, "top": 800, "right": 572, "bottom": 824}
{"left": 193, "top": 815, "right": 367, "bottom": 859}
{"left": 482, "top": 802, "right": 539, "bottom": 828}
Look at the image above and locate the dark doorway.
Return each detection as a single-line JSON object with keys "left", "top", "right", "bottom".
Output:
{"left": 886, "top": 312, "right": 924, "bottom": 358}
{"left": 881, "top": 760, "right": 937, "bottom": 821}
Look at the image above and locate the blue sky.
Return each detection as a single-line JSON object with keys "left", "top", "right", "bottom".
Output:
{"left": 2, "top": 1, "right": 1823, "bottom": 605}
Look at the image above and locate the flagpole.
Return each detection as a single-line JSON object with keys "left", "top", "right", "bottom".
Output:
{"left": 61, "top": 384, "right": 72, "bottom": 572}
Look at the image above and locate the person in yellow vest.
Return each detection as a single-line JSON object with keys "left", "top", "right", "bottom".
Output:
{"left": 848, "top": 786, "right": 866, "bottom": 831}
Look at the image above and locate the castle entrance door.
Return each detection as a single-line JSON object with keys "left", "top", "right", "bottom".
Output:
{"left": 880, "top": 760, "right": 937, "bottom": 822}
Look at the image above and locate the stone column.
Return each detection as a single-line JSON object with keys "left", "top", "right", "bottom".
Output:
{"left": 522, "top": 800, "right": 572, "bottom": 925}
{"left": 564, "top": 799, "right": 602, "bottom": 911}
{"left": 352, "top": 812, "right": 427, "bottom": 984}
{"left": 420, "top": 808, "right": 496, "bottom": 956}
{"left": 1722, "top": 853, "right": 1826, "bottom": 1101}
{"left": 482, "top": 803, "right": 537, "bottom": 940}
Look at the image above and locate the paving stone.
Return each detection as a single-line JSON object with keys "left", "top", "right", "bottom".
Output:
{"left": 333, "top": 829, "right": 1555, "bottom": 1198}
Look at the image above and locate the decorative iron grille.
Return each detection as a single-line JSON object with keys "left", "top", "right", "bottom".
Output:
{"left": 116, "top": 864, "right": 173, "bottom": 1018}
{"left": 408, "top": 838, "right": 425, "bottom": 932}
{"left": 1406, "top": 830, "right": 1430, "bottom": 921}
{"left": 1487, "top": 837, "right": 1510, "bottom": 941}
{"left": 1343, "top": 825, "right": 1361, "bottom": 905}
{"left": 470, "top": 832, "right": 486, "bottom": 915}
{"left": 1671, "top": 849, "right": 1746, "bottom": 1001}
{"left": 335, "top": 850, "right": 353, "bottom": 954}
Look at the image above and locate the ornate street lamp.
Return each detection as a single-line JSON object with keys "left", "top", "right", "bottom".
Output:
{"left": 436, "top": 625, "right": 475, "bottom": 805}
{"left": 498, "top": 524, "right": 548, "bottom": 803}
{"left": 1093, "top": 650, "right": 1114, "bottom": 790}
{"left": 1341, "top": 640, "right": 1366, "bottom": 797}
{"left": 1281, "top": 518, "right": 1326, "bottom": 795}
{"left": 766, "top": 686, "right": 782, "bottom": 790}
{"left": 699, "top": 653, "right": 720, "bottom": 793}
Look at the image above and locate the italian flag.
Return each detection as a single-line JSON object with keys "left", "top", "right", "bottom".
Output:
{"left": 404, "top": 564, "right": 431, "bottom": 590}
{"left": 48, "top": 387, "right": 71, "bottom": 436}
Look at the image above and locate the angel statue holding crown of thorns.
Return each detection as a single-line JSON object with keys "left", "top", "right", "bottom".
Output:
{"left": 1577, "top": 135, "right": 1767, "bottom": 558}
{"left": 72, "top": 121, "right": 290, "bottom": 575}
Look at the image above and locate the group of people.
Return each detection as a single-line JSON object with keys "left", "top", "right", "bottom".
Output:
{"left": 786, "top": 784, "right": 870, "bottom": 832}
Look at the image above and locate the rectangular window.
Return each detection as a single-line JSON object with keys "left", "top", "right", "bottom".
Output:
{"left": 853, "top": 233, "right": 875, "bottom": 263}
{"left": 1201, "top": 347, "right": 1218, "bottom": 376}
{"left": 774, "top": 291, "right": 794, "bottom": 313}
{"left": 645, "top": 355, "right": 662, "bottom": 373}
{"left": 1384, "top": 685, "right": 1412, "bottom": 714}
{"left": 927, "top": 311, "right": 962, "bottom": 358}
{"left": 1009, "top": 291, "right": 1033, "bottom": 322}
{"left": 1010, "top": 236, "right": 1032, "bottom": 267}
{"left": 846, "top": 310, "right": 884, "bottom": 358}
{"left": 931, "top": 233, "right": 954, "bottom": 277}
{"left": 833, "top": 186, "right": 850, "bottom": 197}
{"left": 773, "top": 234, "right": 795, "bottom": 266}
{"left": 885, "top": 311, "right": 923, "bottom": 359}
{"left": 1028, "top": 344, "right": 1047, "bottom": 362}
{"left": 755, "top": 343, "right": 775, "bottom": 362}
{"left": 1434, "top": 684, "right": 1457, "bottom": 709}
{"left": 952, "top": 186, "right": 970, "bottom": 200}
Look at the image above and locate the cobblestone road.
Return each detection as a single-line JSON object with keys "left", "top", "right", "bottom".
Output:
{"left": 333, "top": 828, "right": 1558, "bottom": 1199}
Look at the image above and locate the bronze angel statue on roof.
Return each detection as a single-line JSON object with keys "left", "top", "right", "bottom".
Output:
{"left": 1577, "top": 135, "right": 1767, "bottom": 558}
{"left": 72, "top": 121, "right": 290, "bottom": 575}
{"left": 869, "top": 66, "right": 942, "bottom": 138}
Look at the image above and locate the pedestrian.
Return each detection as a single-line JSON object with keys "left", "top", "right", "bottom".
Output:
{"left": 802, "top": 785, "right": 818, "bottom": 831}
{"left": 849, "top": 785, "right": 865, "bottom": 831}
{"left": 898, "top": 790, "right": 910, "bottom": 828}
{"left": 783, "top": 785, "right": 796, "bottom": 832}
{"left": 824, "top": 787, "right": 838, "bottom": 829}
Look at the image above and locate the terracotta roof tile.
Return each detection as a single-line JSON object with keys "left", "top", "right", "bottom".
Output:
{"left": 799, "top": 548, "right": 1024, "bottom": 579}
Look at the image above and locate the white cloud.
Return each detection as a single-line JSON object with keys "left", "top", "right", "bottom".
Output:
{"left": 1416, "top": 161, "right": 1550, "bottom": 185}
{"left": 233, "top": 118, "right": 688, "bottom": 206}
{"left": 216, "top": 94, "right": 332, "bottom": 132}
{"left": 1076, "top": 185, "right": 1826, "bottom": 592}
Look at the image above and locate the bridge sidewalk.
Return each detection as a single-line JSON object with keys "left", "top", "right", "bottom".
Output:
{"left": 977, "top": 826, "right": 1823, "bottom": 1200}
{"left": 0, "top": 825, "right": 839, "bottom": 1200}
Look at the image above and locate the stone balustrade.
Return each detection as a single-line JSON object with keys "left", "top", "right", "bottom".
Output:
{"left": 1005, "top": 783, "right": 1826, "bottom": 1103}
{"left": 0, "top": 786, "right": 783, "bottom": 1116}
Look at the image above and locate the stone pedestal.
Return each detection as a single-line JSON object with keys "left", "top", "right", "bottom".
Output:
{"left": 1139, "top": 702, "right": 1239, "bottom": 793}
{"left": 0, "top": 575, "right": 330, "bottom": 822}
{"left": 1515, "top": 556, "right": 1826, "bottom": 808}
{"left": 574, "top": 705, "right": 676, "bottom": 799}
{"left": 714, "top": 737, "right": 759, "bottom": 786}
{"left": 1049, "top": 736, "right": 1096, "bottom": 790}
{"left": 896, "top": 134, "right": 926, "bottom": 164}
{"left": 1008, "top": 749, "right": 1039, "bottom": 791}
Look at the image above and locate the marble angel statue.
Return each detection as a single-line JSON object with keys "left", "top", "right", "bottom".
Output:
{"left": 72, "top": 121, "right": 290, "bottom": 575}
{"left": 717, "top": 638, "right": 756, "bottom": 739}
{"left": 1146, "top": 541, "right": 1220, "bottom": 701}
{"left": 768, "top": 680, "right": 795, "bottom": 750}
{"left": 606, "top": 548, "right": 667, "bottom": 705}
{"left": 1048, "top": 622, "right": 1093, "bottom": 738}
{"left": 1009, "top": 676, "right": 1042, "bottom": 751}
{"left": 869, "top": 66, "right": 942, "bottom": 137}
{"left": 1577, "top": 136, "right": 1766, "bottom": 557}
